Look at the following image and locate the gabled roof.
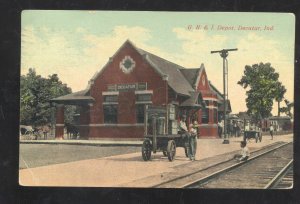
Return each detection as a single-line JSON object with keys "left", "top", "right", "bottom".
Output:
{"left": 180, "top": 91, "right": 205, "bottom": 108}
{"left": 86, "top": 40, "right": 195, "bottom": 96}
{"left": 51, "top": 40, "right": 225, "bottom": 106}
{"left": 50, "top": 89, "right": 94, "bottom": 105}
{"left": 268, "top": 116, "right": 291, "bottom": 120}
{"left": 180, "top": 68, "right": 202, "bottom": 88}
{"left": 208, "top": 81, "right": 224, "bottom": 101}
{"left": 137, "top": 48, "right": 194, "bottom": 96}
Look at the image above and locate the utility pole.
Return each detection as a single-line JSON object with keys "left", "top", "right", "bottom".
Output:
{"left": 211, "top": 48, "right": 237, "bottom": 144}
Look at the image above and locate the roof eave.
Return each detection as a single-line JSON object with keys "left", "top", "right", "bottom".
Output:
{"left": 50, "top": 97, "right": 95, "bottom": 106}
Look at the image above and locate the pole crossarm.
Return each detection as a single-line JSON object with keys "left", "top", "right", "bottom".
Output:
{"left": 211, "top": 48, "right": 238, "bottom": 54}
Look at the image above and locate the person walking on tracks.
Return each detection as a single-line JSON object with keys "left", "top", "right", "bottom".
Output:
{"left": 188, "top": 121, "right": 199, "bottom": 161}
{"left": 234, "top": 141, "right": 250, "bottom": 162}
{"left": 269, "top": 124, "right": 274, "bottom": 140}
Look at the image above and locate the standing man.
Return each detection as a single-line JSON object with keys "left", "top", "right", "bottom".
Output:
{"left": 270, "top": 124, "right": 274, "bottom": 140}
{"left": 218, "top": 121, "right": 223, "bottom": 138}
{"left": 228, "top": 121, "right": 233, "bottom": 137}
{"left": 233, "top": 121, "right": 237, "bottom": 137}
{"left": 179, "top": 115, "right": 189, "bottom": 136}
{"left": 179, "top": 115, "right": 190, "bottom": 158}
{"left": 188, "top": 121, "right": 199, "bottom": 161}
{"left": 236, "top": 122, "right": 241, "bottom": 137}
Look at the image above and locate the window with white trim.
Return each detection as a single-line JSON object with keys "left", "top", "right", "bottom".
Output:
{"left": 103, "top": 105, "right": 118, "bottom": 123}
{"left": 204, "top": 100, "right": 210, "bottom": 106}
{"left": 136, "top": 104, "right": 145, "bottom": 123}
{"left": 104, "top": 95, "right": 118, "bottom": 102}
{"left": 103, "top": 95, "right": 118, "bottom": 123}
{"left": 202, "top": 108, "right": 209, "bottom": 124}
{"left": 136, "top": 94, "right": 152, "bottom": 102}
{"left": 213, "top": 109, "right": 218, "bottom": 123}
{"left": 135, "top": 94, "right": 151, "bottom": 123}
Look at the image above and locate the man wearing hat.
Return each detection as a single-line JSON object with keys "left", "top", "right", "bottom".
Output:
{"left": 179, "top": 115, "right": 188, "bottom": 131}
{"left": 188, "top": 121, "right": 199, "bottom": 161}
{"left": 178, "top": 115, "right": 191, "bottom": 158}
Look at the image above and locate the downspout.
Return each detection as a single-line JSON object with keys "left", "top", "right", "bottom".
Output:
{"left": 163, "top": 75, "right": 169, "bottom": 134}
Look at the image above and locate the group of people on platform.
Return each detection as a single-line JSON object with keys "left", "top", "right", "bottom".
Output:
{"left": 217, "top": 120, "right": 242, "bottom": 138}
{"left": 178, "top": 115, "right": 251, "bottom": 163}
{"left": 176, "top": 115, "right": 278, "bottom": 163}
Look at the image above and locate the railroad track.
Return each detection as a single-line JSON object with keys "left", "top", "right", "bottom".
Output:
{"left": 266, "top": 160, "right": 293, "bottom": 189}
{"left": 154, "top": 142, "right": 293, "bottom": 188}
{"left": 185, "top": 142, "right": 293, "bottom": 189}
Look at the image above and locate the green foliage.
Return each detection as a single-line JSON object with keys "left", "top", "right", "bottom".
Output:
{"left": 238, "top": 63, "right": 286, "bottom": 121}
{"left": 274, "top": 82, "right": 287, "bottom": 116}
{"left": 20, "top": 68, "right": 75, "bottom": 126}
{"left": 280, "top": 99, "right": 294, "bottom": 118}
{"left": 274, "top": 82, "right": 286, "bottom": 102}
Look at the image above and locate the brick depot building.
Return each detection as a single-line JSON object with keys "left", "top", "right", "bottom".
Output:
{"left": 51, "top": 40, "right": 231, "bottom": 140}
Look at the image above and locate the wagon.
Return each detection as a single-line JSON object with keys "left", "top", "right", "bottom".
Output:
{"left": 141, "top": 105, "right": 192, "bottom": 162}
{"left": 244, "top": 129, "right": 262, "bottom": 143}
{"left": 20, "top": 125, "right": 34, "bottom": 136}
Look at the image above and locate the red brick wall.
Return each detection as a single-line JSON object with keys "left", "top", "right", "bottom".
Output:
{"left": 197, "top": 69, "right": 210, "bottom": 91}
{"left": 79, "top": 126, "right": 89, "bottom": 139}
{"left": 199, "top": 125, "right": 218, "bottom": 137}
{"left": 196, "top": 69, "right": 219, "bottom": 138}
{"left": 56, "top": 105, "right": 64, "bottom": 124}
{"left": 85, "top": 42, "right": 167, "bottom": 139}
{"left": 80, "top": 106, "right": 90, "bottom": 124}
{"left": 55, "top": 105, "right": 64, "bottom": 139}
{"left": 88, "top": 126, "right": 144, "bottom": 139}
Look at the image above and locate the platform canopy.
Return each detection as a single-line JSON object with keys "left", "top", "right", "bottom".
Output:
{"left": 50, "top": 89, "right": 95, "bottom": 106}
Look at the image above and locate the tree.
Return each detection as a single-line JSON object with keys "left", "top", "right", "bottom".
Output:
{"left": 238, "top": 63, "right": 284, "bottom": 121}
{"left": 47, "top": 73, "right": 77, "bottom": 124}
{"left": 280, "top": 99, "right": 294, "bottom": 118}
{"left": 274, "top": 82, "right": 286, "bottom": 116}
{"left": 20, "top": 68, "right": 75, "bottom": 126}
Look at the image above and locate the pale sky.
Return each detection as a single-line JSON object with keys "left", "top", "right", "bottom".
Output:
{"left": 21, "top": 11, "right": 295, "bottom": 115}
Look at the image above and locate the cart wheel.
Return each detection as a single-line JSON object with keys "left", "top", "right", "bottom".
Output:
{"left": 184, "top": 147, "right": 189, "bottom": 158}
{"left": 167, "top": 140, "right": 176, "bottom": 162}
{"left": 163, "top": 150, "right": 167, "bottom": 156}
{"left": 142, "top": 139, "right": 152, "bottom": 161}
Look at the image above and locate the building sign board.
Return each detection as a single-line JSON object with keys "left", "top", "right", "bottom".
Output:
{"left": 107, "top": 82, "right": 147, "bottom": 92}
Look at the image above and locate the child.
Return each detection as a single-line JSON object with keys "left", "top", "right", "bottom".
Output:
{"left": 234, "top": 141, "right": 250, "bottom": 162}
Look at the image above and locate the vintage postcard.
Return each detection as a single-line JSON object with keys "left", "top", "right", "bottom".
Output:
{"left": 19, "top": 11, "right": 294, "bottom": 188}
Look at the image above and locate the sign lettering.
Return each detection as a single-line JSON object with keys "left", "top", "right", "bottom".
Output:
{"left": 107, "top": 83, "right": 147, "bottom": 92}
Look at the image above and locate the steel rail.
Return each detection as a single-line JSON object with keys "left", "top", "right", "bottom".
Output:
{"left": 152, "top": 141, "right": 287, "bottom": 188}
{"left": 182, "top": 142, "right": 292, "bottom": 188}
{"left": 264, "top": 159, "right": 293, "bottom": 189}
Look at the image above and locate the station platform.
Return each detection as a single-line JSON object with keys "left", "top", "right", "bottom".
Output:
{"left": 19, "top": 134, "right": 293, "bottom": 187}
{"left": 20, "top": 139, "right": 143, "bottom": 146}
